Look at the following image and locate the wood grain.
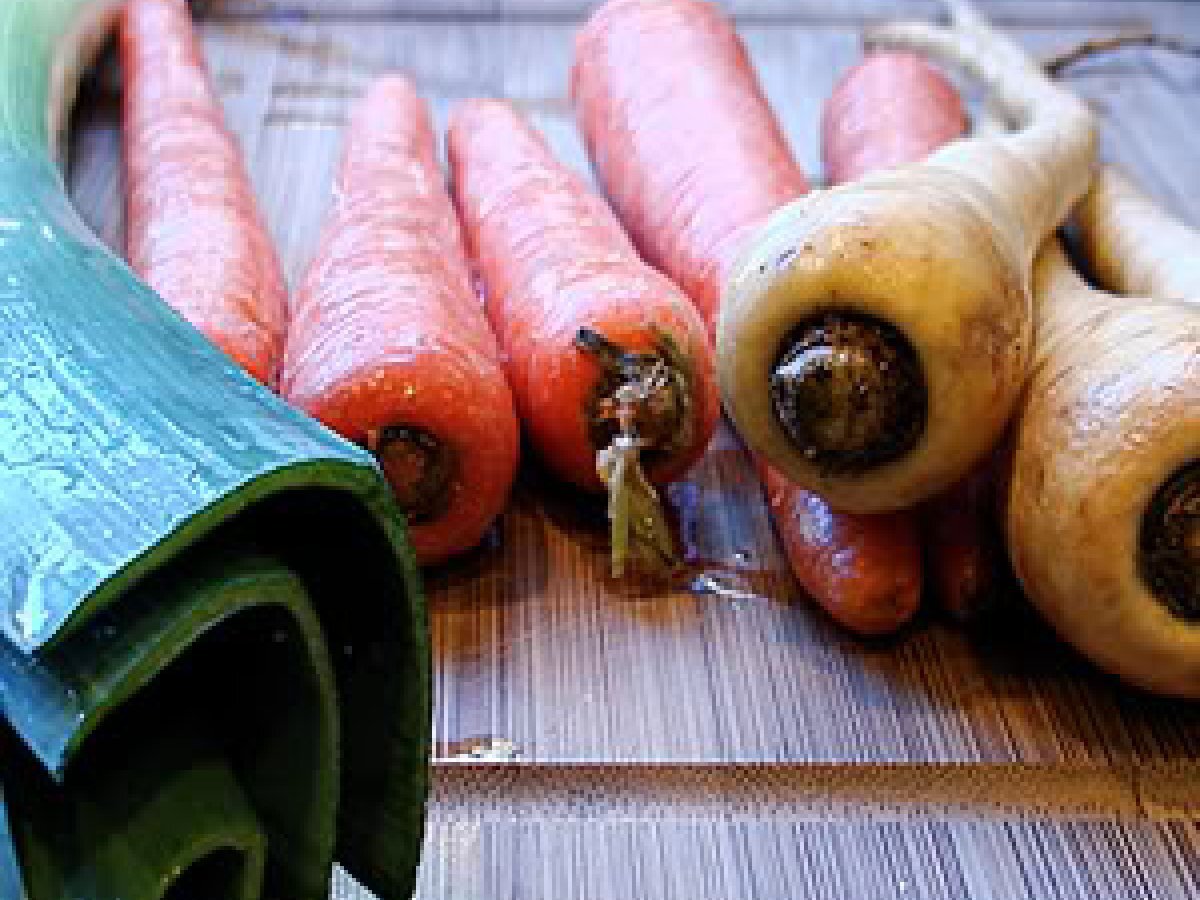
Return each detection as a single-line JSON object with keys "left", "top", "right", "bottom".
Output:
{"left": 65, "top": 2, "right": 1200, "bottom": 897}
{"left": 392, "top": 819, "right": 1200, "bottom": 900}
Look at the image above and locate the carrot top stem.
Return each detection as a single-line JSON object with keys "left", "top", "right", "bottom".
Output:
{"left": 1141, "top": 461, "right": 1200, "bottom": 621}
{"left": 769, "top": 312, "right": 926, "bottom": 475}
{"left": 596, "top": 427, "right": 678, "bottom": 580}
{"left": 369, "top": 425, "right": 457, "bottom": 525}
{"left": 577, "top": 328, "right": 693, "bottom": 463}
{"left": 577, "top": 327, "right": 690, "bottom": 578}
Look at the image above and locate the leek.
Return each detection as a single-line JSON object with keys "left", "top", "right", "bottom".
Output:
{"left": 0, "top": 1, "right": 429, "bottom": 897}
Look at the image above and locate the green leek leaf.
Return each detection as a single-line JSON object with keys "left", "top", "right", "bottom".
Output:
{"left": 0, "top": 1, "right": 431, "bottom": 897}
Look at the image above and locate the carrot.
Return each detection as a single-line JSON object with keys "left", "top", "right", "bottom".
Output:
{"left": 1006, "top": 168, "right": 1199, "bottom": 697}
{"left": 121, "top": 0, "right": 287, "bottom": 387}
{"left": 822, "top": 52, "right": 968, "bottom": 186}
{"left": 821, "top": 52, "right": 1005, "bottom": 623}
{"left": 570, "top": 0, "right": 806, "bottom": 333}
{"left": 571, "top": 0, "right": 922, "bottom": 633}
{"left": 921, "top": 469, "right": 1006, "bottom": 623}
{"left": 717, "top": 0, "right": 1097, "bottom": 513}
{"left": 446, "top": 98, "right": 718, "bottom": 578}
{"left": 759, "top": 463, "right": 922, "bottom": 636}
{"left": 279, "top": 76, "right": 519, "bottom": 567}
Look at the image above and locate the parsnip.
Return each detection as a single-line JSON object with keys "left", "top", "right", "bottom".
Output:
{"left": 1007, "top": 171, "right": 1199, "bottom": 698}
{"left": 717, "top": 0, "right": 1096, "bottom": 512}
{"left": 1077, "top": 167, "right": 1200, "bottom": 302}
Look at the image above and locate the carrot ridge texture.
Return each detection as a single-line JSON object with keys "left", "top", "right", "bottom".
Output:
{"left": 280, "top": 76, "right": 520, "bottom": 566}
{"left": 121, "top": 0, "right": 287, "bottom": 387}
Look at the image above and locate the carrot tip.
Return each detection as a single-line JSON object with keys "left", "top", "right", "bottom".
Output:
{"left": 369, "top": 425, "right": 457, "bottom": 525}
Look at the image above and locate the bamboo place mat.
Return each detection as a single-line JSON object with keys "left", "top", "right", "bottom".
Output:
{"left": 68, "top": 1, "right": 1200, "bottom": 897}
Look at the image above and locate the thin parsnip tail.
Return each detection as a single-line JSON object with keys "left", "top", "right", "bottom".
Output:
{"left": 863, "top": 13, "right": 1095, "bottom": 242}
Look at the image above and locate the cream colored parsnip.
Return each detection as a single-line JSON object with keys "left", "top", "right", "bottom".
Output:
{"left": 1007, "top": 174, "right": 1199, "bottom": 698}
{"left": 718, "top": 0, "right": 1096, "bottom": 512}
{"left": 1078, "top": 167, "right": 1200, "bottom": 303}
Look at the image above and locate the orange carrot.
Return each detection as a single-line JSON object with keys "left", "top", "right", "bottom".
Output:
{"left": 121, "top": 0, "right": 287, "bottom": 387}
{"left": 279, "top": 76, "right": 519, "bottom": 566}
{"left": 822, "top": 52, "right": 967, "bottom": 186}
{"left": 446, "top": 99, "right": 719, "bottom": 577}
{"left": 571, "top": 0, "right": 806, "bottom": 333}
{"left": 571, "top": 0, "right": 922, "bottom": 633}
{"left": 759, "top": 463, "right": 923, "bottom": 636}
{"left": 921, "top": 468, "right": 1007, "bottom": 623}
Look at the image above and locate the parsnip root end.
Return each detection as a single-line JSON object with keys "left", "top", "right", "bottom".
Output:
{"left": 770, "top": 311, "right": 927, "bottom": 475}
{"left": 1141, "top": 461, "right": 1200, "bottom": 621}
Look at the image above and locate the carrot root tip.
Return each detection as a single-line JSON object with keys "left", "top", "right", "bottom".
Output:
{"left": 1140, "top": 460, "right": 1200, "bottom": 621}
{"left": 369, "top": 425, "right": 457, "bottom": 525}
{"left": 770, "top": 311, "right": 926, "bottom": 475}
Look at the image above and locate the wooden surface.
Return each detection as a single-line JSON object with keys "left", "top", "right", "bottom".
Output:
{"left": 66, "top": 1, "right": 1200, "bottom": 897}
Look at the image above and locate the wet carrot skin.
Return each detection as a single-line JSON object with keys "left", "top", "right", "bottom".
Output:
{"left": 822, "top": 52, "right": 969, "bottom": 186}
{"left": 280, "top": 77, "right": 520, "bottom": 566}
{"left": 447, "top": 98, "right": 719, "bottom": 493}
{"left": 571, "top": 0, "right": 925, "bottom": 632}
{"left": 570, "top": 0, "right": 807, "bottom": 330}
{"left": 760, "top": 462, "right": 923, "bottom": 635}
{"left": 121, "top": 0, "right": 287, "bottom": 387}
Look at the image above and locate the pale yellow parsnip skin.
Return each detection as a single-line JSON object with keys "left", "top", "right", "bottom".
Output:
{"left": 717, "top": 0, "right": 1096, "bottom": 512}
{"left": 720, "top": 166, "right": 1028, "bottom": 511}
{"left": 1007, "top": 239, "right": 1200, "bottom": 698}
{"left": 1078, "top": 168, "right": 1200, "bottom": 303}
